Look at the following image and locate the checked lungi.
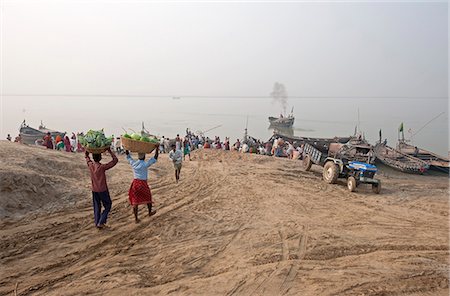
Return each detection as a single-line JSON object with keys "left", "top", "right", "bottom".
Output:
{"left": 128, "top": 179, "right": 153, "bottom": 206}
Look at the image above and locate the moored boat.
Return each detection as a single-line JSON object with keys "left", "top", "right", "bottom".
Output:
{"left": 397, "top": 141, "right": 449, "bottom": 173}
{"left": 19, "top": 120, "right": 65, "bottom": 145}
{"left": 374, "top": 142, "right": 429, "bottom": 174}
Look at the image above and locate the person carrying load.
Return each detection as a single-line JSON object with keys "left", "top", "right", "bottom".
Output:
{"left": 85, "top": 148, "right": 118, "bottom": 229}
{"left": 126, "top": 149, "right": 159, "bottom": 223}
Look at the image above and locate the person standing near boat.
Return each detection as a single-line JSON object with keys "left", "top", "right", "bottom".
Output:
{"left": 126, "top": 149, "right": 159, "bottom": 223}
{"left": 43, "top": 132, "right": 53, "bottom": 149}
{"left": 64, "top": 135, "right": 72, "bottom": 152}
{"left": 55, "top": 134, "right": 62, "bottom": 145}
{"left": 85, "top": 148, "right": 118, "bottom": 229}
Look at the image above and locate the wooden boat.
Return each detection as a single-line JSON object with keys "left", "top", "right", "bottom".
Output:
{"left": 397, "top": 141, "right": 449, "bottom": 173}
{"left": 19, "top": 120, "right": 65, "bottom": 145}
{"left": 374, "top": 142, "right": 429, "bottom": 174}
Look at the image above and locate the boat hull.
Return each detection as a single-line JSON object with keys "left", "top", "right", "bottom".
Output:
{"left": 374, "top": 143, "right": 429, "bottom": 174}
{"left": 268, "top": 116, "right": 294, "bottom": 128}
{"left": 19, "top": 125, "right": 65, "bottom": 145}
{"left": 397, "top": 141, "right": 449, "bottom": 174}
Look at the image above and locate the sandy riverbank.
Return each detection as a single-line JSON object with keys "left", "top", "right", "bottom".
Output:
{"left": 0, "top": 140, "right": 448, "bottom": 295}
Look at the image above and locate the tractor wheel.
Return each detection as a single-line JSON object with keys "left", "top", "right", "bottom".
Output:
{"left": 372, "top": 181, "right": 381, "bottom": 194}
{"left": 347, "top": 176, "right": 357, "bottom": 192}
{"left": 303, "top": 155, "right": 312, "bottom": 171}
{"left": 323, "top": 161, "right": 339, "bottom": 184}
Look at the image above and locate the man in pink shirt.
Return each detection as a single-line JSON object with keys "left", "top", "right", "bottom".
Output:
{"left": 85, "top": 148, "right": 118, "bottom": 229}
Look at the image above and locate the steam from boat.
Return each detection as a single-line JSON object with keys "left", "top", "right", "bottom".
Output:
{"left": 270, "top": 82, "right": 288, "bottom": 115}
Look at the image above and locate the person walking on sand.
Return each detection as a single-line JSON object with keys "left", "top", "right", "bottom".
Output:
{"left": 85, "top": 148, "right": 118, "bottom": 229}
{"left": 183, "top": 137, "right": 191, "bottom": 161}
{"left": 175, "top": 134, "right": 182, "bottom": 151}
{"left": 125, "top": 149, "right": 159, "bottom": 223}
{"left": 169, "top": 144, "right": 183, "bottom": 183}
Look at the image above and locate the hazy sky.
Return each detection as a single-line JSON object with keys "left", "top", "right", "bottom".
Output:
{"left": 2, "top": 1, "right": 447, "bottom": 97}
{"left": 0, "top": 0, "right": 448, "bottom": 153}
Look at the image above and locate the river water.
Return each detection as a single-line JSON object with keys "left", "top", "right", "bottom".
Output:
{"left": 2, "top": 96, "right": 448, "bottom": 156}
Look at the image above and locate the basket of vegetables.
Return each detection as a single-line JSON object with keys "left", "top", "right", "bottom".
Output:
{"left": 78, "top": 129, "right": 113, "bottom": 154}
{"left": 121, "top": 133, "right": 159, "bottom": 154}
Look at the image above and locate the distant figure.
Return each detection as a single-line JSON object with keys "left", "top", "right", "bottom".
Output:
{"left": 413, "top": 146, "right": 419, "bottom": 157}
{"left": 242, "top": 143, "right": 249, "bottom": 153}
{"left": 265, "top": 141, "right": 273, "bottom": 156}
{"left": 43, "top": 132, "right": 53, "bottom": 149}
{"left": 175, "top": 134, "right": 182, "bottom": 151}
{"left": 159, "top": 136, "right": 165, "bottom": 153}
{"left": 115, "top": 137, "right": 122, "bottom": 154}
{"left": 164, "top": 137, "right": 170, "bottom": 153}
{"left": 77, "top": 133, "right": 85, "bottom": 152}
{"left": 70, "top": 133, "right": 77, "bottom": 152}
{"left": 85, "top": 148, "right": 118, "bottom": 229}
{"left": 56, "top": 140, "right": 65, "bottom": 151}
{"left": 64, "top": 135, "right": 72, "bottom": 152}
{"left": 169, "top": 144, "right": 183, "bottom": 183}
{"left": 14, "top": 135, "right": 22, "bottom": 143}
{"left": 286, "top": 141, "right": 294, "bottom": 159}
{"left": 126, "top": 149, "right": 159, "bottom": 223}
{"left": 224, "top": 138, "right": 230, "bottom": 150}
{"left": 233, "top": 139, "right": 241, "bottom": 151}
{"left": 183, "top": 137, "right": 191, "bottom": 161}
{"left": 297, "top": 144, "right": 304, "bottom": 160}
{"left": 55, "top": 134, "right": 62, "bottom": 145}
{"left": 6, "top": 134, "right": 11, "bottom": 141}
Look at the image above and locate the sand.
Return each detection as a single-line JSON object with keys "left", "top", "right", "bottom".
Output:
{"left": 0, "top": 140, "right": 448, "bottom": 295}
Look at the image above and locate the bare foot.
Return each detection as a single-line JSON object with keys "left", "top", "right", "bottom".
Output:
{"left": 149, "top": 210, "right": 157, "bottom": 217}
{"left": 135, "top": 218, "right": 141, "bottom": 224}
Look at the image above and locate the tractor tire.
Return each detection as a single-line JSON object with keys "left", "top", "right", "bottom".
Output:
{"left": 323, "top": 161, "right": 339, "bottom": 184}
{"left": 347, "top": 176, "right": 357, "bottom": 192}
{"left": 372, "top": 181, "right": 381, "bottom": 194}
{"left": 303, "top": 155, "right": 312, "bottom": 171}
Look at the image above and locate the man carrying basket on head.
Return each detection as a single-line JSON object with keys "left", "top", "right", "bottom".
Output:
{"left": 126, "top": 148, "right": 159, "bottom": 223}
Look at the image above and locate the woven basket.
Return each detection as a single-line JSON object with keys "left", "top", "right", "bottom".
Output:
{"left": 121, "top": 137, "right": 158, "bottom": 154}
{"left": 84, "top": 146, "right": 110, "bottom": 154}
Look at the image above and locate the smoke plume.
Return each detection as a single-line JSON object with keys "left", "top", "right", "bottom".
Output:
{"left": 270, "top": 82, "right": 288, "bottom": 115}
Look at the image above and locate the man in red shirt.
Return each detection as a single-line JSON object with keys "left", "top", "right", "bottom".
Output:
{"left": 85, "top": 148, "right": 118, "bottom": 229}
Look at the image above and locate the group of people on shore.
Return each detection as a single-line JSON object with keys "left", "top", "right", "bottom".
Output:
{"left": 154, "top": 129, "right": 303, "bottom": 159}
{"left": 7, "top": 128, "right": 302, "bottom": 230}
